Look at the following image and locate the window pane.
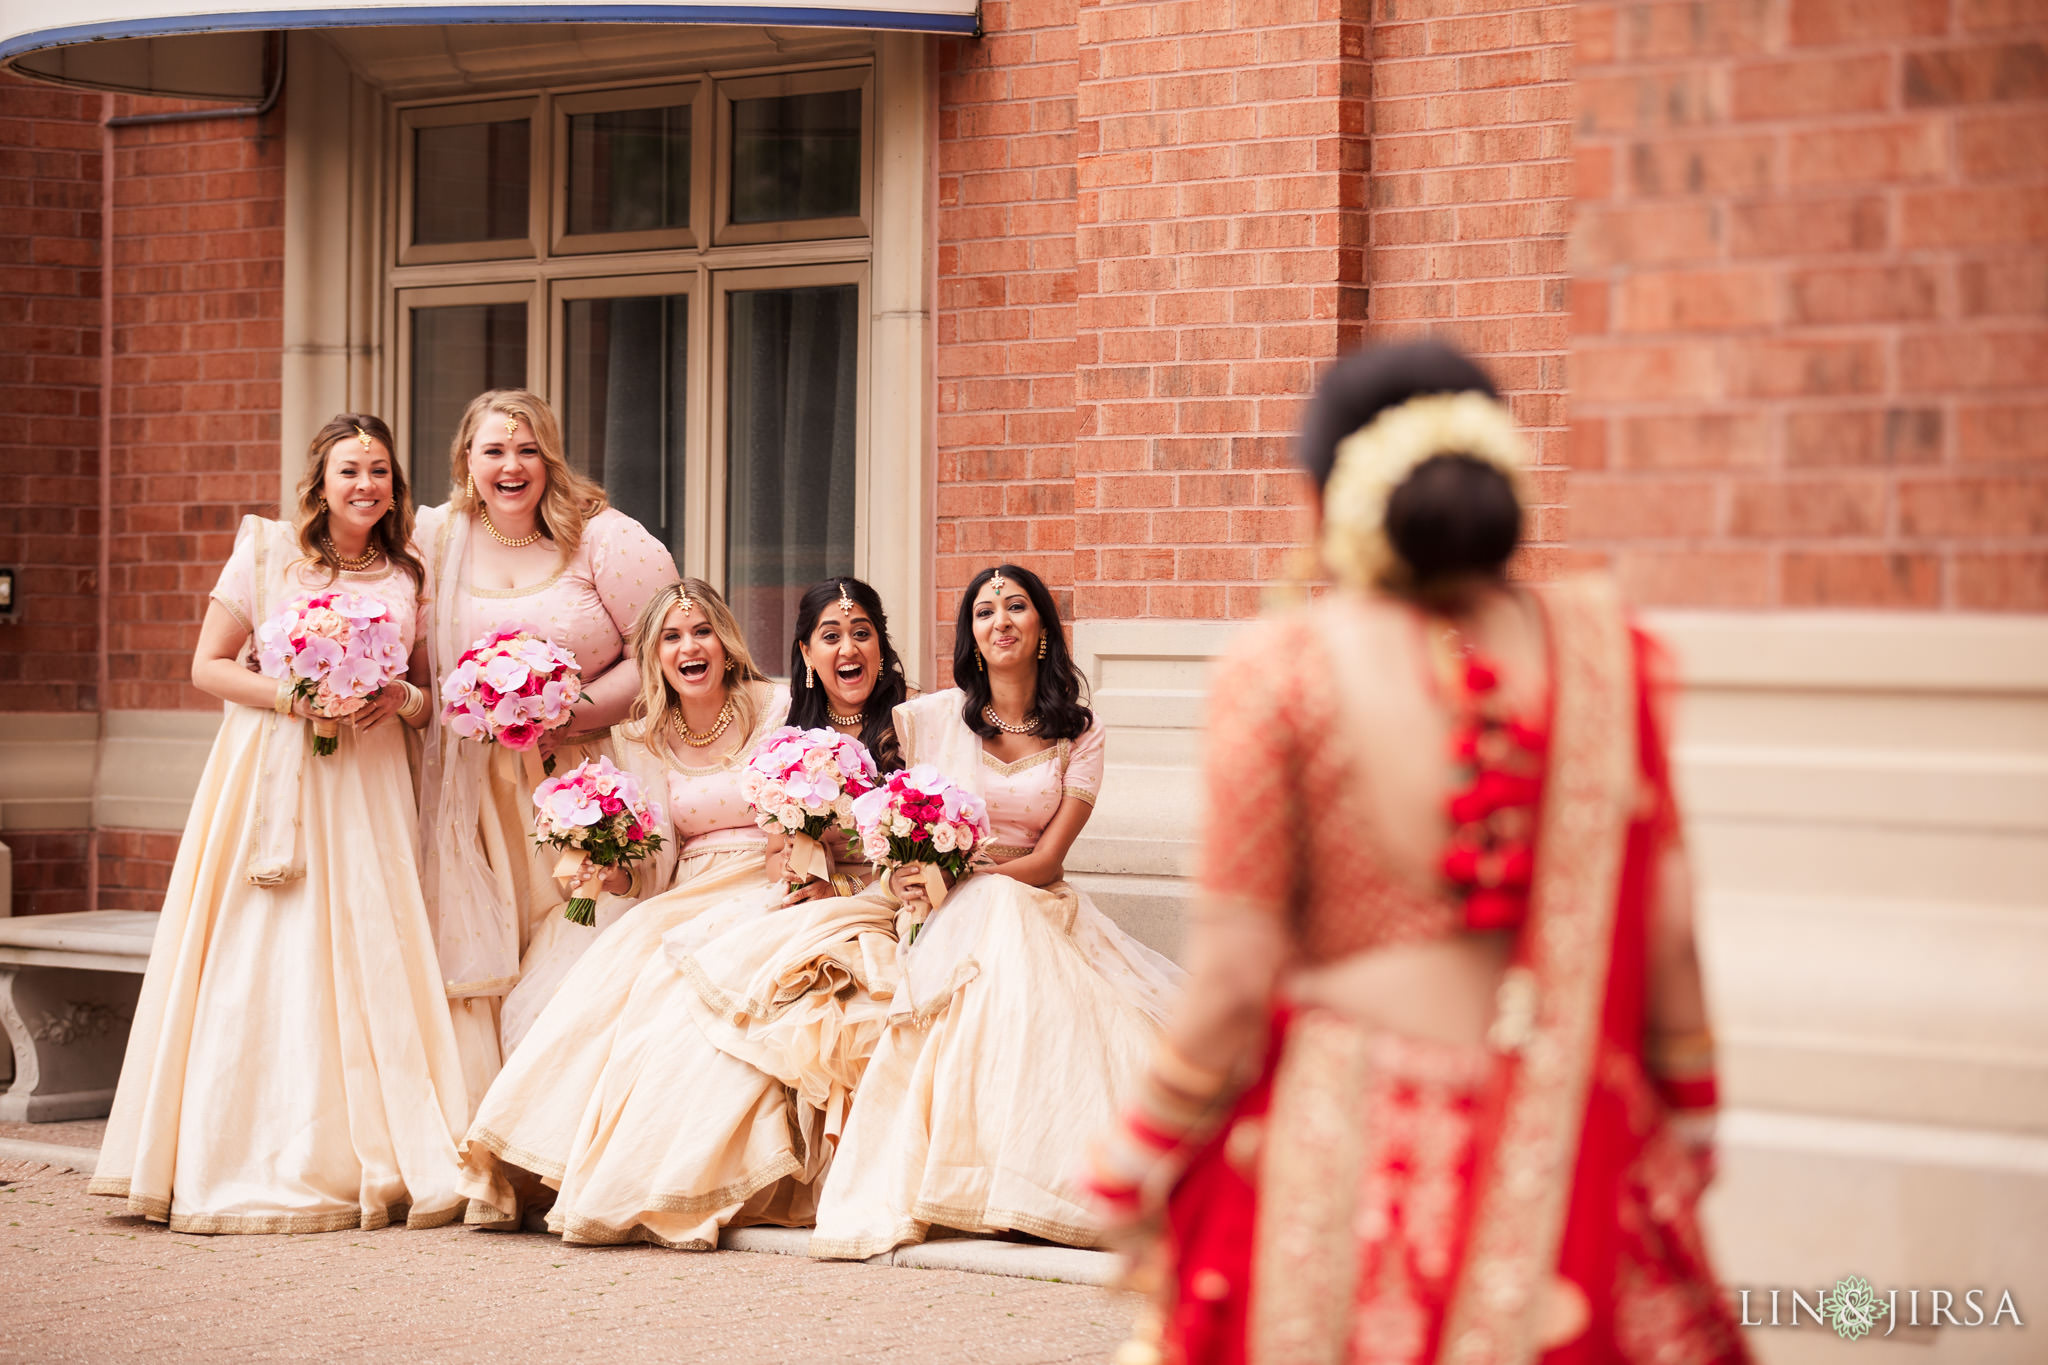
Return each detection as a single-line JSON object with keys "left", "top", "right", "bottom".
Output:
{"left": 413, "top": 119, "right": 530, "bottom": 245}
{"left": 726, "top": 284, "right": 858, "bottom": 660}
{"left": 408, "top": 303, "right": 528, "bottom": 479}
{"left": 730, "top": 89, "right": 860, "bottom": 225}
{"left": 568, "top": 103, "right": 691, "bottom": 236}
{"left": 563, "top": 293, "right": 687, "bottom": 561}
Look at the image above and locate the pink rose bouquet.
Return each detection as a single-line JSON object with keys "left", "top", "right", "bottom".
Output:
{"left": 255, "top": 590, "right": 410, "bottom": 756}
{"left": 850, "top": 764, "right": 992, "bottom": 940}
{"left": 440, "top": 624, "right": 586, "bottom": 774}
{"left": 739, "top": 726, "right": 879, "bottom": 892}
{"left": 531, "top": 756, "right": 666, "bottom": 925}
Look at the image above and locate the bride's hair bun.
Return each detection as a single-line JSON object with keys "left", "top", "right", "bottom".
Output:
{"left": 1297, "top": 341, "right": 1523, "bottom": 590}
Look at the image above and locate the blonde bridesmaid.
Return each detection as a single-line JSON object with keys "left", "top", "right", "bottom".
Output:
{"left": 810, "top": 564, "right": 1185, "bottom": 1260}
{"left": 89, "top": 415, "right": 467, "bottom": 1234}
{"left": 555, "top": 577, "right": 917, "bottom": 1250}
{"left": 413, "top": 389, "right": 677, "bottom": 1103}
{"left": 459, "top": 578, "right": 794, "bottom": 1242}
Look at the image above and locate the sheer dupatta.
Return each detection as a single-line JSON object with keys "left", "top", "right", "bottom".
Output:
{"left": 890, "top": 690, "right": 989, "bottom": 801}
{"left": 236, "top": 516, "right": 313, "bottom": 887}
{"left": 416, "top": 504, "right": 521, "bottom": 998}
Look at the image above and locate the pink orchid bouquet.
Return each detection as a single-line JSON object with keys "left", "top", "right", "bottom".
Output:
{"left": 255, "top": 590, "right": 410, "bottom": 756}
{"left": 531, "top": 756, "right": 666, "bottom": 925}
{"left": 440, "top": 624, "right": 586, "bottom": 774}
{"left": 739, "top": 726, "right": 880, "bottom": 892}
{"left": 850, "top": 764, "right": 992, "bottom": 939}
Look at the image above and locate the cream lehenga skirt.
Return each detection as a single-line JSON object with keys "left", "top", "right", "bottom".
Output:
{"left": 809, "top": 871, "right": 1183, "bottom": 1259}
{"left": 88, "top": 709, "right": 469, "bottom": 1234}
{"left": 445, "top": 734, "right": 609, "bottom": 1105}
{"left": 458, "top": 844, "right": 812, "bottom": 1246}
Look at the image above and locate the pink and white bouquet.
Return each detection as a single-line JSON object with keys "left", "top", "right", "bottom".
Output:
{"left": 850, "top": 764, "right": 992, "bottom": 939}
{"left": 531, "top": 756, "right": 666, "bottom": 925}
{"left": 255, "top": 590, "right": 410, "bottom": 756}
{"left": 441, "top": 623, "right": 585, "bottom": 773}
{"left": 740, "top": 726, "right": 880, "bottom": 891}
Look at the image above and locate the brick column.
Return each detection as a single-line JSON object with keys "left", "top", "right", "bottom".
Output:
{"left": 1071, "top": 0, "right": 1371, "bottom": 621}
{"left": 1572, "top": 1, "right": 2048, "bottom": 608}
{"left": 1366, "top": 1, "right": 1576, "bottom": 573}
{"left": 932, "top": 0, "right": 1081, "bottom": 670}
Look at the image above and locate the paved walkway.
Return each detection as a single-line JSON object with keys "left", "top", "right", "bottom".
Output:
{"left": 0, "top": 1164, "right": 1137, "bottom": 1364}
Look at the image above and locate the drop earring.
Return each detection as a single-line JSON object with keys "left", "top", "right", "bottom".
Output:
{"left": 317, "top": 495, "right": 329, "bottom": 512}
{"left": 1038, "top": 634, "right": 1047, "bottom": 660}
{"left": 805, "top": 661, "right": 815, "bottom": 688}
{"left": 976, "top": 650, "right": 985, "bottom": 671}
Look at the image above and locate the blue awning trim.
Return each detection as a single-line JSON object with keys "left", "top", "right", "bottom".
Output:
{"left": 0, "top": 4, "right": 980, "bottom": 62}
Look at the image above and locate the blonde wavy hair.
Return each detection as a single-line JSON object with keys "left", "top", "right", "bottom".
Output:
{"left": 447, "top": 389, "right": 608, "bottom": 560}
{"left": 624, "top": 578, "right": 771, "bottom": 768}
{"left": 293, "top": 413, "right": 426, "bottom": 591}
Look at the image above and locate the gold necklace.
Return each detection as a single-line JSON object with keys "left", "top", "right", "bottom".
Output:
{"left": 672, "top": 697, "right": 736, "bottom": 748}
{"left": 479, "top": 509, "right": 545, "bottom": 549}
{"left": 982, "top": 704, "right": 1039, "bottom": 736}
{"left": 827, "top": 706, "right": 865, "bottom": 726}
{"left": 321, "top": 534, "right": 382, "bottom": 572}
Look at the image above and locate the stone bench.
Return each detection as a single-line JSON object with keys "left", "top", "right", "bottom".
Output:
{"left": 0, "top": 910, "right": 157, "bottom": 1122}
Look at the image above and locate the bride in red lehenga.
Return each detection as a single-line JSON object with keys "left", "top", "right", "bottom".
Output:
{"left": 1087, "top": 342, "right": 1752, "bottom": 1365}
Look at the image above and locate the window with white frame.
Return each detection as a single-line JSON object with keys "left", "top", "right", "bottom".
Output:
{"left": 386, "top": 64, "right": 873, "bottom": 660}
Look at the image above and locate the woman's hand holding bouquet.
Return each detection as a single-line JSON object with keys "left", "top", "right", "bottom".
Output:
{"left": 255, "top": 591, "right": 410, "bottom": 756}
{"left": 850, "top": 765, "right": 991, "bottom": 943}
{"left": 531, "top": 757, "right": 666, "bottom": 925}
{"left": 440, "top": 624, "right": 586, "bottom": 775}
{"left": 740, "top": 726, "right": 879, "bottom": 898}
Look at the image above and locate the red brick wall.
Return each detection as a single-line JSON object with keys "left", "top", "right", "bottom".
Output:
{"left": 106, "top": 97, "right": 285, "bottom": 709}
{"left": 0, "top": 75, "right": 102, "bottom": 712}
{"left": 1571, "top": 1, "right": 2048, "bottom": 608}
{"left": 95, "top": 829, "right": 182, "bottom": 913}
{"left": 4, "top": 829, "right": 89, "bottom": 917}
{"left": 931, "top": 0, "right": 1588, "bottom": 665}
{"left": 932, "top": 0, "right": 1082, "bottom": 673}
{"left": 1367, "top": 0, "right": 1577, "bottom": 574}
{"left": 1068, "top": 0, "right": 1370, "bottom": 623}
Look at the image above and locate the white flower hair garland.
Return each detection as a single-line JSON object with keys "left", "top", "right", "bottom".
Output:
{"left": 1318, "top": 390, "right": 1531, "bottom": 590}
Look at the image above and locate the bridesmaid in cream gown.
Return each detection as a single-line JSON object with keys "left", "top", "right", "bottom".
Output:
{"left": 413, "top": 389, "right": 676, "bottom": 1104}
{"left": 589, "top": 577, "right": 915, "bottom": 1248}
{"left": 810, "top": 564, "right": 1184, "bottom": 1259}
{"left": 458, "top": 578, "right": 793, "bottom": 1243}
{"left": 90, "top": 415, "right": 468, "bottom": 1234}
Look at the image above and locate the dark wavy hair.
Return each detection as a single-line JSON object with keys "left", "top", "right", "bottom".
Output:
{"left": 787, "top": 577, "right": 910, "bottom": 774}
{"left": 951, "top": 564, "right": 1092, "bottom": 742}
{"left": 1297, "top": 340, "right": 1522, "bottom": 591}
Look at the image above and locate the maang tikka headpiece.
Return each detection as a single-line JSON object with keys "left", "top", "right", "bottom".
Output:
{"left": 353, "top": 423, "right": 372, "bottom": 450}
{"left": 676, "top": 583, "right": 695, "bottom": 615}
{"left": 503, "top": 413, "right": 520, "bottom": 439}
{"left": 837, "top": 581, "right": 856, "bottom": 617}
{"left": 989, "top": 568, "right": 1007, "bottom": 597}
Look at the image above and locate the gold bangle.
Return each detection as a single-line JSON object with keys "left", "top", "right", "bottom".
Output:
{"left": 396, "top": 680, "right": 425, "bottom": 721}
{"left": 1150, "top": 1038, "right": 1232, "bottom": 1101}
{"left": 273, "top": 680, "right": 295, "bottom": 716}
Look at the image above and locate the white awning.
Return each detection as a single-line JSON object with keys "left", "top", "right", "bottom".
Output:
{"left": 0, "top": 1, "right": 978, "bottom": 99}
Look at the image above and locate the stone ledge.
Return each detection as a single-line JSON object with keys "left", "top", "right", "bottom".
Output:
{"left": 0, "top": 1137, "right": 96, "bottom": 1174}
{"left": 719, "top": 1225, "right": 1120, "bottom": 1285}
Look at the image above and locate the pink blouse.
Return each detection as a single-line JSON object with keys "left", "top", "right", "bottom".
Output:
{"left": 419, "top": 504, "right": 676, "bottom": 681}
{"left": 210, "top": 538, "right": 424, "bottom": 655}
{"left": 981, "top": 721, "right": 1105, "bottom": 859}
{"left": 666, "top": 686, "right": 791, "bottom": 854}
